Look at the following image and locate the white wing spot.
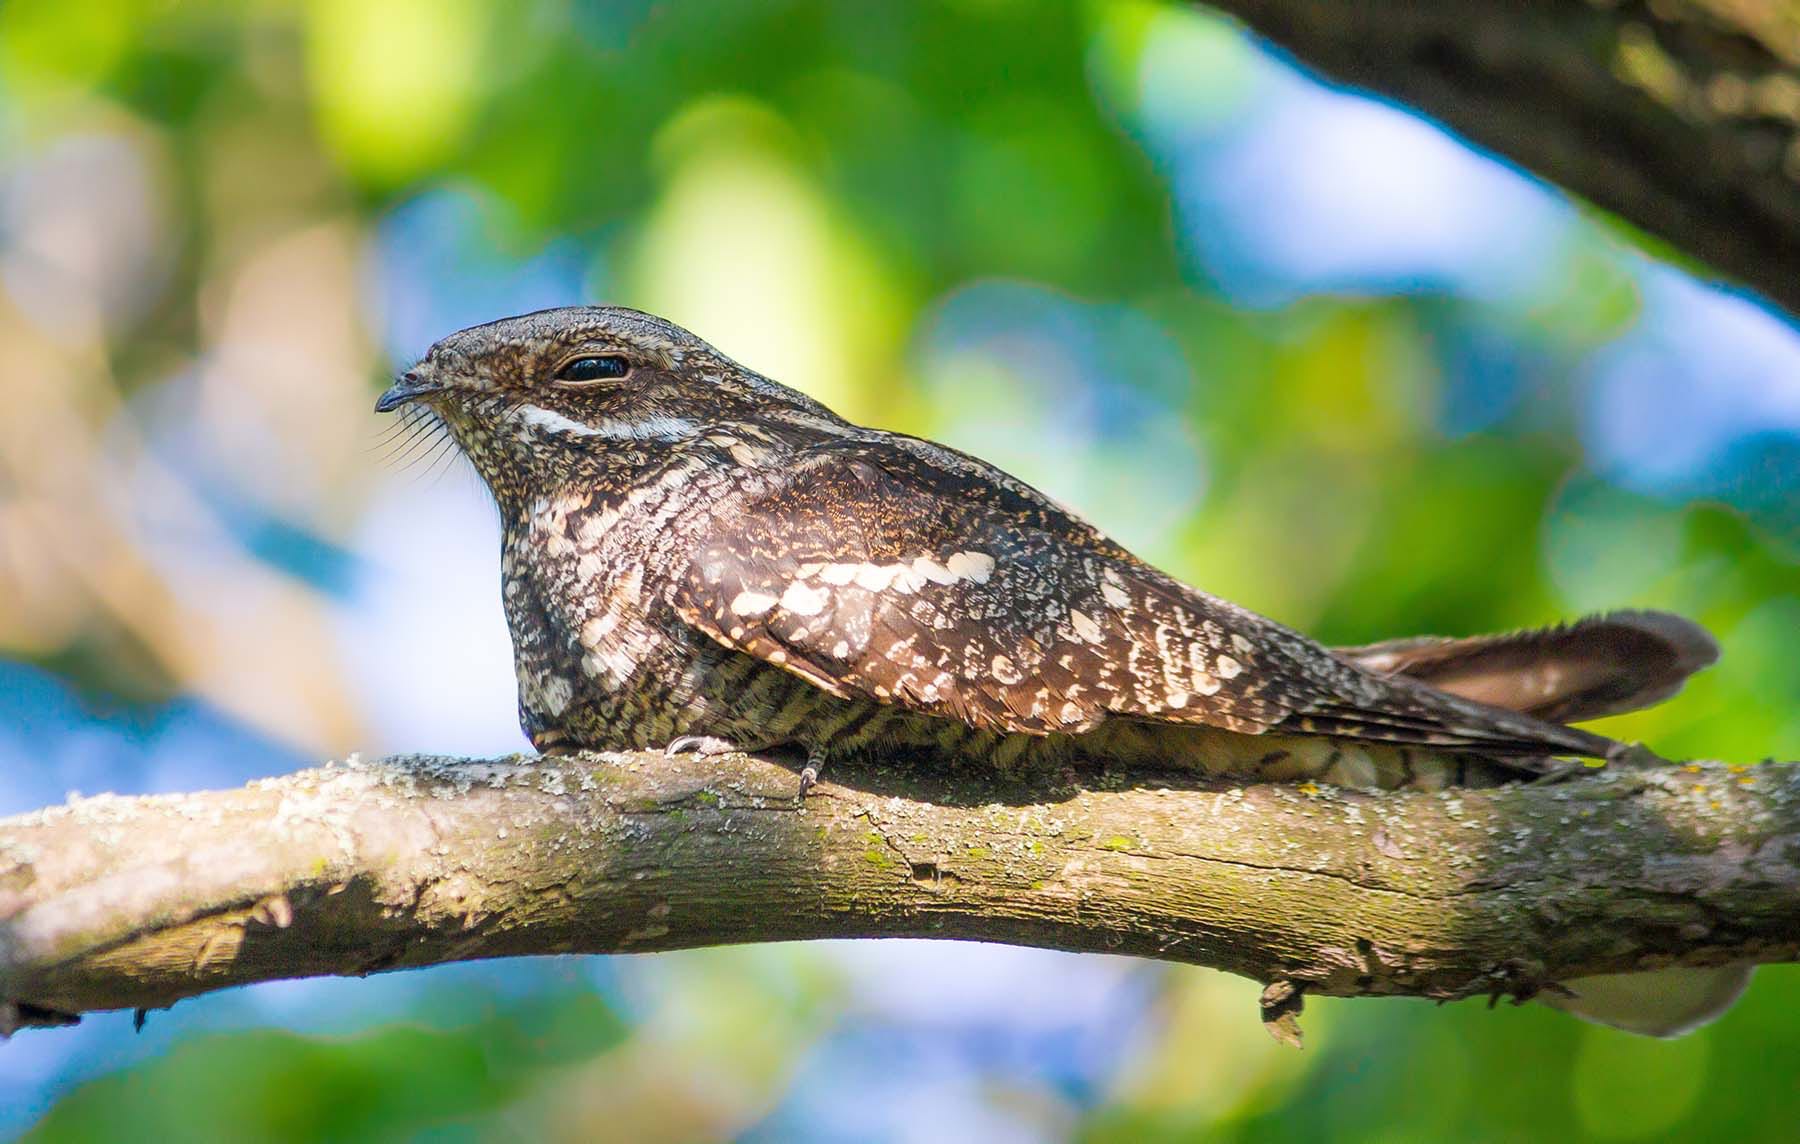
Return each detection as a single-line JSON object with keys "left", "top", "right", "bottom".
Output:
{"left": 809, "top": 554, "right": 997, "bottom": 594}
{"left": 1166, "top": 690, "right": 1190, "bottom": 709}
{"left": 913, "top": 557, "right": 957, "bottom": 585}
{"left": 730, "top": 590, "right": 778, "bottom": 617}
{"left": 1231, "top": 634, "right": 1256, "bottom": 656}
{"left": 1193, "top": 671, "right": 1222, "bottom": 696}
{"left": 854, "top": 564, "right": 899, "bottom": 592}
{"left": 832, "top": 640, "right": 850, "bottom": 658}
{"left": 1068, "top": 609, "right": 1103, "bottom": 644}
{"left": 1100, "top": 580, "right": 1131, "bottom": 608}
{"left": 946, "top": 551, "right": 995, "bottom": 584}
{"left": 991, "top": 654, "right": 1023, "bottom": 684}
{"left": 1216, "top": 655, "right": 1243, "bottom": 679}
{"left": 780, "top": 581, "right": 830, "bottom": 616}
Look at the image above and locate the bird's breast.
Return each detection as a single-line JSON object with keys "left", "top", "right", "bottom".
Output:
{"left": 500, "top": 473, "right": 743, "bottom": 746}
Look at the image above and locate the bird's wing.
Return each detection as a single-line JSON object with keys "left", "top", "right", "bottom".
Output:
{"left": 671, "top": 440, "right": 1612, "bottom": 760}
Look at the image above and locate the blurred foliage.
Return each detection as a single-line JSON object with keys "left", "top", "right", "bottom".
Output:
{"left": 3, "top": 0, "right": 1799, "bottom": 1139}
{"left": 1093, "top": 964, "right": 1800, "bottom": 1143}
{"left": 29, "top": 990, "right": 628, "bottom": 1142}
{"left": 26, "top": 948, "right": 846, "bottom": 1142}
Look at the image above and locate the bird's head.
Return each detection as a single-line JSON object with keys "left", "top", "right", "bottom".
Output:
{"left": 375, "top": 306, "right": 841, "bottom": 500}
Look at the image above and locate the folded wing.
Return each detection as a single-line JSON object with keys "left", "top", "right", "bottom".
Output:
{"left": 673, "top": 441, "right": 1616, "bottom": 768}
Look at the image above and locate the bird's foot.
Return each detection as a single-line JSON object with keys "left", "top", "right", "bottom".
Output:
{"left": 663, "top": 734, "right": 740, "bottom": 759}
{"left": 1607, "top": 741, "right": 1669, "bottom": 770}
{"left": 1534, "top": 760, "right": 1599, "bottom": 785}
{"left": 796, "top": 748, "right": 828, "bottom": 801}
{"left": 531, "top": 729, "right": 580, "bottom": 757}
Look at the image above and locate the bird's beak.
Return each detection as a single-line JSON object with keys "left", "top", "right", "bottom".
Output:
{"left": 375, "top": 371, "right": 442, "bottom": 413}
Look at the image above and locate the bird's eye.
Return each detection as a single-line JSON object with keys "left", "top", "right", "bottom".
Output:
{"left": 555, "top": 355, "right": 631, "bottom": 383}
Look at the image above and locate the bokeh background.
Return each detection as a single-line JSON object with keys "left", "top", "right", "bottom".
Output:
{"left": 3, "top": 0, "right": 1799, "bottom": 1139}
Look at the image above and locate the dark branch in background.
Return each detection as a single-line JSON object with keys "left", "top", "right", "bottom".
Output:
{"left": 3, "top": 752, "right": 1797, "bottom": 1037}
{"left": 1200, "top": 0, "right": 1800, "bottom": 317}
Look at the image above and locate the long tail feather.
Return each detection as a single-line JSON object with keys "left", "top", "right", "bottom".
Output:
{"left": 1333, "top": 610, "right": 1718, "bottom": 725}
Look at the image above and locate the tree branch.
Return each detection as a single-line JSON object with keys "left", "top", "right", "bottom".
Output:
{"left": 1198, "top": 0, "right": 1800, "bottom": 316}
{"left": 3, "top": 752, "right": 1797, "bottom": 1036}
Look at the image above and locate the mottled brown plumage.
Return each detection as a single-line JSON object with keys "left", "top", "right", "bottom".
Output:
{"left": 377, "top": 305, "right": 1751, "bottom": 1035}
{"left": 375, "top": 306, "right": 1717, "bottom": 794}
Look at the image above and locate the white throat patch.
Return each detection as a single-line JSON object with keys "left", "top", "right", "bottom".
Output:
{"left": 512, "top": 404, "right": 698, "bottom": 442}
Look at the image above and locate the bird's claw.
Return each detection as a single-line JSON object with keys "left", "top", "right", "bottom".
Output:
{"left": 796, "top": 750, "right": 827, "bottom": 800}
{"left": 664, "top": 734, "right": 736, "bottom": 758}
{"left": 1608, "top": 741, "right": 1668, "bottom": 770}
{"left": 1534, "top": 760, "right": 1596, "bottom": 785}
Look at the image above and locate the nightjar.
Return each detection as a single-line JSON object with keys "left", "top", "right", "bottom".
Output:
{"left": 375, "top": 304, "right": 1742, "bottom": 1037}
{"left": 376, "top": 305, "right": 1716, "bottom": 792}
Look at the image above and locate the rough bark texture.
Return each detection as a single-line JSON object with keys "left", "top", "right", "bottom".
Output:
{"left": 3, "top": 752, "right": 1797, "bottom": 1035}
{"left": 1200, "top": 0, "right": 1800, "bottom": 316}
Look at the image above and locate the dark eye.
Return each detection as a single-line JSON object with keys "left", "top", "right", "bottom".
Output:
{"left": 555, "top": 355, "right": 630, "bottom": 383}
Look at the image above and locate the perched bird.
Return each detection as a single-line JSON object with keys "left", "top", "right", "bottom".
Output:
{"left": 377, "top": 305, "right": 1744, "bottom": 1035}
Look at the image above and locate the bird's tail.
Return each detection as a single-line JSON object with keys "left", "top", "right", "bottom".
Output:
{"left": 1332, "top": 610, "right": 1718, "bottom": 725}
{"left": 1541, "top": 965, "right": 1753, "bottom": 1038}
{"left": 1343, "top": 610, "right": 1744, "bottom": 1037}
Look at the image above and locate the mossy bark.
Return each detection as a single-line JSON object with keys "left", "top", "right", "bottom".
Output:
{"left": 3, "top": 753, "right": 1797, "bottom": 1034}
